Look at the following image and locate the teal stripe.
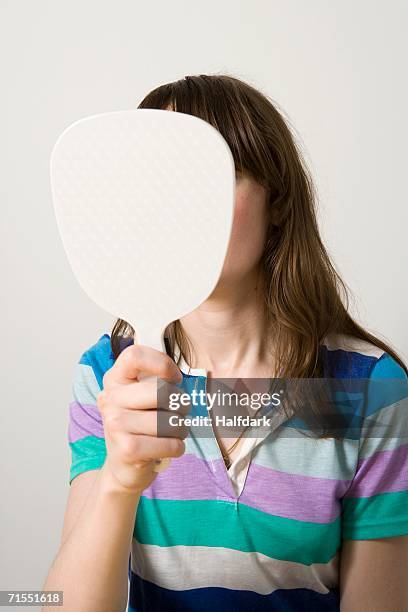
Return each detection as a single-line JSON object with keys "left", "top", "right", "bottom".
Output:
{"left": 342, "top": 490, "right": 408, "bottom": 540}
{"left": 69, "top": 455, "right": 106, "bottom": 483}
{"left": 133, "top": 497, "right": 341, "bottom": 565}
{"left": 69, "top": 435, "right": 106, "bottom": 484}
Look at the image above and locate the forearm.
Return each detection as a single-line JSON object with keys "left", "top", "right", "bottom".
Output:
{"left": 42, "top": 465, "right": 140, "bottom": 612}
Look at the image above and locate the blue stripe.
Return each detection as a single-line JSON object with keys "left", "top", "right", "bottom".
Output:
{"left": 365, "top": 353, "right": 407, "bottom": 416}
{"left": 128, "top": 570, "right": 340, "bottom": 611}
{"left": 79, "top": 334, "right": 114, "bottom": 389}
{"left": 371, "top": 353, "right": 407, "bottom": 380}
{"left": 320, "top": 345, "right": 378, "bottom": 378}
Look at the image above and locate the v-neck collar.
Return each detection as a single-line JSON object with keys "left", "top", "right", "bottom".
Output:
{"left": 173, "top": 344, "right": 289, "bottom": 501}
{"left": 173, "top": 343, "right": 207, "bottom": 377}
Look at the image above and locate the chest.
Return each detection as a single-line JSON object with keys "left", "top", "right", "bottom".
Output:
{"left": 131, "top": 428, "right": 356, "bottom": 610}
{"left": 136, "top": 430, "right": 358, "bottom": 549}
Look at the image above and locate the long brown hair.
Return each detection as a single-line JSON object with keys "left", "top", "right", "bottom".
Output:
{"left": 111, "top": 73, "right": 407, "bottom": 386}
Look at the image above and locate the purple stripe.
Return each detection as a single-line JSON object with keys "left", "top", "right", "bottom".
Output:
{"left": 144, "top": 453, "right": 217, "bottom": 500}
{"left": 68, "top": 401, "right": 104, "bottom": 443}
{"left": 143, "top": 452, "right": 349, "bottom": 523}
{"left": 240, "top": 461, "right": 349, "bottom": 522}
{"left": 344, "top": 443, "right": 408, "bottom": 498}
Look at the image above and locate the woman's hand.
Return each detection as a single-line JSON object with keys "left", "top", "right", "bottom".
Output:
{"left": 97, "top": 344, "right": 188, "bottom": 495}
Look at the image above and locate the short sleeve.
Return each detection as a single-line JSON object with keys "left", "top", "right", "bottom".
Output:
{"left": 68, "top": 334, "right": 115, "bottom": 484}
{"left": 341, "top": 352, "right": 408, "bottom": 540}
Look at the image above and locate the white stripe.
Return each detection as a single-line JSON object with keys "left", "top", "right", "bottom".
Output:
{"left": 131, "top": 541, "right": 339, "bottom": 595}
{"left": 184, "top": 432, "right": 359, "bottom": 481}
{"left": 72, "top": 363, "right": 100, "bottom": 405}
{"left": 253, "top": 434, "right": 359, "bottom": 480}
{"left": 322, "top": 333, "right": 385, "bottom": 358}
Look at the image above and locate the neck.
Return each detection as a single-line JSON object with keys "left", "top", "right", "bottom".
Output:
{"left": 179, "top": 267, "right": 274, "bottom": 377}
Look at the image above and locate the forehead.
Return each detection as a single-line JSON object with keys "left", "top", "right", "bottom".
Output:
{"left": 162, "top": 103, "right": 257, "bottom": 181}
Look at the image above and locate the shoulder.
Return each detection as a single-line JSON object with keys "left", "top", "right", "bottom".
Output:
{"left": 320, "top": 333, "right": 407, "bottom": 379}
{"left": 76, "top": 333, "right": 115, "bottom": 390}
{"left": 76, "top": 332, "right": 135, "bottom": 390}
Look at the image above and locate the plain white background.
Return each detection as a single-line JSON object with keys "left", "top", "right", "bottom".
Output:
{"left": 1, "top": 0, "right": 407, "bottom": 597}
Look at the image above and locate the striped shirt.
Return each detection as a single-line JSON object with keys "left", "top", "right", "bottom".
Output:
{"left": 68, "top": 332, "right": 408, "bottom": 611}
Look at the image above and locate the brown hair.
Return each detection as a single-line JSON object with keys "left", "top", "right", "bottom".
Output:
{"left": 111, "top": 73, "right": 407, "bottom": 389}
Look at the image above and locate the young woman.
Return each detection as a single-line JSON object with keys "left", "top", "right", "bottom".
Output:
{"left": 43, "top": 74, "right": 408, "bottom": 611}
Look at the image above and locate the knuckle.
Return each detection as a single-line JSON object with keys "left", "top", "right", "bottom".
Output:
{"left": 96, "top": 389, "right": 110, "bottom": 412}
{"left": 123, "top": 344, "right": 143, "bottom": 366}
{"left": 104, "top": 411, "right": 122, "bottom": 434}
{"left": 178, "top": 400, "right": 192, "bottom": 416}
{"left": 120, "top": 437, "right": 138, "bottom": 463}
{"left": 102, "top": 368, "right": 113, "bottom": 389}
{"left": 180, "top": 424, "right": 189, "bottom": 439}
{"left": 160, "top": 358, "right": 178, "bottom": 381}
{"left": 170, "top": 438, "right": 185, "bottom": 457}
{"left": 139, "top": 410, "right": 156, "bottom": 436}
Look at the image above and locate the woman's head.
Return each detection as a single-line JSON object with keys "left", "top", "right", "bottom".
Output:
{"left": 111, "top": 73, "right": 407, "bottom": 379}
{"left": 218, "top": 170, "right": 269, "bottom": 285}
{"left": 164, "top": 100, "right": 271, "bottom": 287}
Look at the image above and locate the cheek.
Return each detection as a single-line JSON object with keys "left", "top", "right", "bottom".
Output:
{"left": 231, "top": 198, "right": 246, "bottom": 231}
{"left": 220, "top": 183, "right": 269, "bottom": 277}
{"left": 231, "top": 195, "right": 267, "bottom": 244}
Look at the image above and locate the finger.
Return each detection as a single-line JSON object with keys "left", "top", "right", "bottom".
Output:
{"left": 100, "top": 378, "right": 190, "bottom": 414}
{"left": 120, "top": 409, "right": 189, "bottom": 439}
{"left": 121, "top": 434, "right": 186, "bottom": 462}
{"left": 104, "top": 344, "right": 183, "bottom": 387}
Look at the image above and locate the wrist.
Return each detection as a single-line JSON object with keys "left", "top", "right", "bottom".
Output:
{"left": 99, "top": 462, "right": 143, "bottom": 499}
